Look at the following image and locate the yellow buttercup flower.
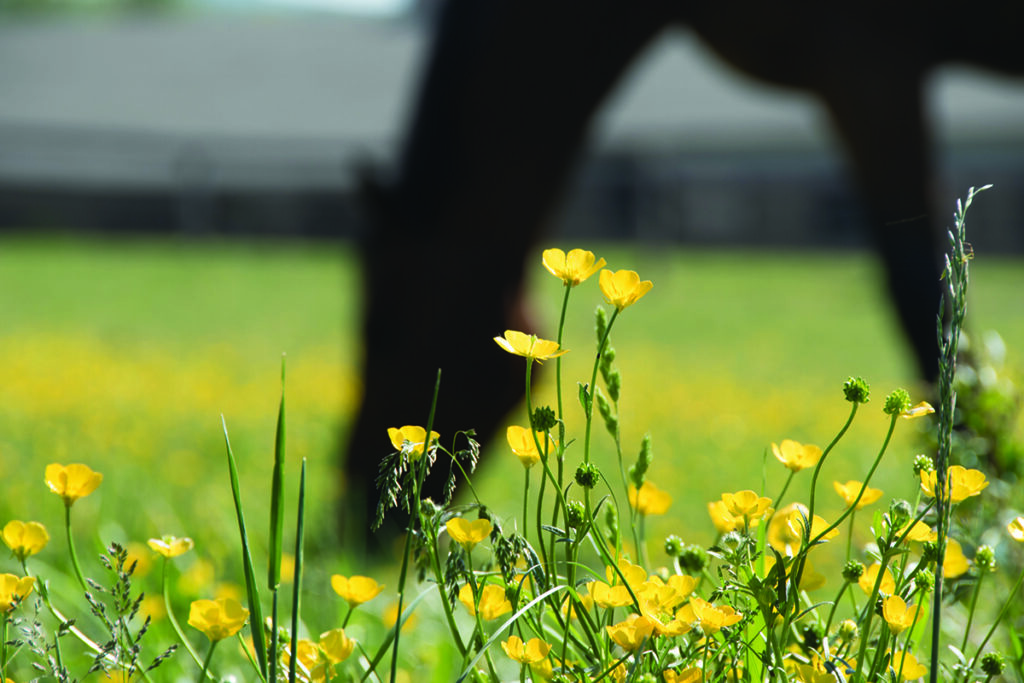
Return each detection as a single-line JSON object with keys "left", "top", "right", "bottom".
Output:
{"left": 833, "top": 480, "right": 883, "bottom": 509}
{"left": 45, "top": 463, "right": 103, "bottom": 506}
{"left": 586, "top": 580, "right": 633, "bottom": 608}
{"left": 943, "top": 538, "right": 969, "bottom": 578}
{"left": 663, "top": 667, "right": 702, "bottom": 683}
{"left": 721, "top": 490, "right": 773, "bottom": 526}
{"left": 898, "top": 521, "right": 936, "bottom": 543}
{"left": 147, "top": 535, "right": 194, "bottom": 559}
{"left": 919, "top": 465, "right": 988, "bottom": 503}
{"left": 882, "top": 595, "right": 925, "bottom": 635}
{"left": 0, "top": 574, "right": 35, "bottom": 612}
{"left": 2, "top": 520, "right": 50, "bottom": 561}
{"left": 688, "top": 597, "right": 743, "bottom": 634}
{"left": 628, "top": 481, "right": 672, "bottom": 515}
{"left": 599, "top": 269, "right": 653, "bottom": 311}
{"left": 707, "top": 500, "right": 739, "bottom": 533}
{"left": 767, "top": 503, "right": 837, "bottom": 555}
{"left": 858, "top": 563, "right": 896, "bottom": 596}
{"left": 891, "top": 650, "right": 928, "bottom": 680}
{"left": 458, "top": 583, "right": 512, "bottom": 621}
{"left": 901, "top": 401, "right": 935, "bottom": 419}
{"left": 771, "top": 440, "right": 822, "bottom": 472}
{"left": 445, "top": 517, "right": 492, "bottom": 551}
{"left": 605, "top": 613, "right": 657, "bottom": 651}
{"left": 1008, "top": 516, "right": 1024, "bottom": 542}
{"left": 319, "top": 627, "right": 355, "bottom": 664}
{"left": 506, "top": 425, "right": 556, "bottom": 469}
{"left": 493, "top": 330, "right": 568, "bottom": 363}
{"left": 187, "top": 597, "right": 249, "bottom": 642}
{"left": 330, "top": 575, "right": 384, "bottom": 608}
{"left": 502, "top": 635, "right": 551, "bottom": 664}
{"left": 387, "top": 426, "right": 440, "bottom": 461}
{"left": 541, "top": 248, "right": 606, "bottom": 286}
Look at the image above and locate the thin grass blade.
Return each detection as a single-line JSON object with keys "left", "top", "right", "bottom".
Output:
{"left": 223, "top": 415, "right": 269, "bottom": 678}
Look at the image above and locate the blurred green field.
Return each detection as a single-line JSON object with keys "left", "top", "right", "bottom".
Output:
{"left": 1, "top": 233, "right": 1022, "bottom": 678}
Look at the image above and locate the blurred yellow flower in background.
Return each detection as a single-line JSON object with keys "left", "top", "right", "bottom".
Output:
{"left": 493, "top": 330, "right": 568, "bottom": 363}
{"left": 599, "top": 269, "right": 653, "bottom": 311}
{"left": 628, "top": 481, "right": 672, "bottom": 515}
{"left": 44, "top": 463, "right": 102, "bottom": 506}
{"left": 187, "top": 597, "right": 249, "bottom": 642}
{"left": 1, "top": 520, "right": 49, "bottom": 561}
{"left": 901, "top": 401, "right": 935, "bottom": 419}
{"left": 387, "top": 426, "right": 439, "bottom": 461}
{"left": 445, "top": 517, "right": 492, "bottom": 551}
{"left": 943, "top": 538, "right": 970, "bottom": 578}
{"left": 541, "top": 248, "right": 606, "bottom": 286}
{"left": 833, "top": 480, "right": 883, "bottom": 509}
{"left": 330, "top": 575, "right": 384, "bottom": 608}
{"left": 1008, "top": 516, "right": 1024, "bottom": 542}
{"left": 319, "top": 627, "right": 355, "bottom": 664}
{"left": 891, "top": 650, "right": 928, "bottom": 680}
{"left": 148, "top": 535, "right": 194, "bottom": 559}
{"left": 771, "top": 440, "right": 822, "bottom": 472}
{"left": 0, "top": 573, "right": 35, "bottom": 612}
{"left": 858, "top": 563, "right": 895, "bottom": 596}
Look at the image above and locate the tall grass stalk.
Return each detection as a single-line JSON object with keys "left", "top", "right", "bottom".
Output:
{"left": 930, "top": 185, "right": 989, "bottom": 683}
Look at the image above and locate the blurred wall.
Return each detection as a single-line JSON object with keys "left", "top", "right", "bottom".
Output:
{"left": 1, "top": 12, "right": 1023, "bottom": 250}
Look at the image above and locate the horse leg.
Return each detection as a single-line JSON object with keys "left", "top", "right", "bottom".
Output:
{"left": 344, "top": 0, "right": 673, "bottom": 549}
{"left": 821, "top": 70, "right": 944, "bottom": 383}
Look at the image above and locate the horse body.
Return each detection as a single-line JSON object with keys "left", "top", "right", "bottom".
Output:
{"left": 343, "top": 0, "right": 1024, "bottom": 540}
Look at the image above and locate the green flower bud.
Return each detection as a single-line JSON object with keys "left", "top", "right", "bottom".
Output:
{"left": 916, "top": 567, "right": 935, "bottom": 593}
{"left": 975, "top": 545, "right": 997, "bottom": 572}
{"left": 566, "top": 500, "right": 587, "bottom": 529}
{"left": 636, "top": 675, "right": 657, "bottom": 683}
{"left": 922, "top": 541, "right": 940, "bottom": 565}
{"left": 884, "top": 388, "right": 912, "bottom": 416}
{"left": 837, "top": 619, "right": 859, "bottom": 643}
{"left": 574, "top": 462, "right": 600, "bottom": 489}
{"left": 888, "top": 499, "right": 912, "bottom": 528}
{"left": 532, "top": 406, "right": 557, "bottom": 432}
{"left": 913, "top": 454, "right": 935, "bottom": 476}
{"left": 664, "top": 535, "right": 684, "bottom": 557}
{"left": 842, "top": 560, "right": 866, "bottom": 582}
{"left": 722, "top": 531, "right": 743, "bottom": 551}
{"left": 843, "top": 377, "right": 871, "bottom": 404}
{"left": 678, "top": 544, "right": 709, "bottom": 574}
{"left": 981, "top": 652, "right": 1006, "bottom": 676}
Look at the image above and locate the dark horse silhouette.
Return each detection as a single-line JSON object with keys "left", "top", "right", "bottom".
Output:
{"left": 343, "top": 0, "right": 1024, "bottom": 539}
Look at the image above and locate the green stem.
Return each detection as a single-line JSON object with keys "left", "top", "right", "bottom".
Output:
{"left": 960, "top": 570, "right": 985, "bottom": 658}
{"left": 63, "top": 504, "right": 88, "bottom": 593}
{"left": 161, "top": 558, "right": 207, "bottom": 672}
{"left": 388, "top": 369, "right": 443, "bottom": 683}
{"left": 964, "top": 566, "right": 1024, "bottom": 677}
{"left": 1, "top": 615, "right": 7, "bottom": 683}
{"left": 198, "top": 639, "right": 219, "bottom": 683}
{"left": 584, "top": 308, "right": 619, "bottom": 465}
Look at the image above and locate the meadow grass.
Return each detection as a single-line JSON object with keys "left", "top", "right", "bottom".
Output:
{"left": 1, "top": 232, "right": 1022, "bottom": 680}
